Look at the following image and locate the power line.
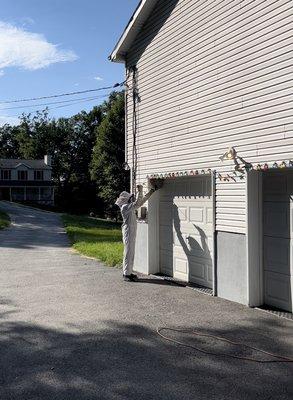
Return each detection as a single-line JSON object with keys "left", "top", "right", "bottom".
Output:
{"left": 6, "top": 95, "right": 110, "bottom": 118}
{"left": 48, "top": 96, "right": 109, "bottom": 111}
{"left": 0, "top": 82, "right": 124, "bottom": 105}
{"left": 0, "top": 93, "right": 111, "bottom": 111}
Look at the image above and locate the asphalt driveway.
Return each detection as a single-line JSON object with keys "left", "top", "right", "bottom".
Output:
{"left": 0, "top": 201, "right": 292, "bottom": 400}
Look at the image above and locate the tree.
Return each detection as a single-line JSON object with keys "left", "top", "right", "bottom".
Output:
{"left": 0, "top": 124, "right": 21, "bottom": 158}
{"left": 53, "top": 108, "right": 103, "bottom": 213}
{"left": 91, "top": 91, "right": 129, "bottom": 213}
{"left": 0, "top": 91, "right": 128, "bottom": 215}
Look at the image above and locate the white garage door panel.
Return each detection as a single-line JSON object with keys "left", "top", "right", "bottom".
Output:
{"left": 190, "top": 256, "right": 213, "bottom": 286}
{"left": 263, "top": 237, "right": 290, "bottom": 275}
{"left": 174, "top": 233, "right": 213, "bottom": 258}
{"left": 174, "top": 257, "right": 188, "bottom": 274}
{"left": 177, "top": 206, "right": 188, "bottom": 221}
{"left": 188, "top": 260, "right": 205, "bottom": 281}
{"left": 263, "top": 171, "right": 293, "bottom": 312}
{"left": 206, "top": 207, "right": 214, "bottom": 224}
{"left": 173, "top": 233, "right": 185, "bottom": 248}
{"left": 188, "top": 238, "right": 214, "bottom": 259}
{"left": 159, "top": 176, "right": 213, "bottom": 288}
{"left": 265, "top": 272, "right": 292, "bottom": 311}
{"left": 189, "top": 207, "right": 204, "bottom": 223}
{"left": 263, "top": 202, "right": 289, "bottom": 237}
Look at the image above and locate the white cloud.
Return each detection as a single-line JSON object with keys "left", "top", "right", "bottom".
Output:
{"left": 94, "top": 76, "right": 103, "bottom": 81}
{"left": 0, "top": 70, "right": 4, "bottom": 77}
{"left": 0, "top": 21, "right": 78, "bottom": 71}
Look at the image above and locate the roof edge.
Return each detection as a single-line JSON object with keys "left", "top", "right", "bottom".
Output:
{"left": 0, "top": 158, "right": 52, "bottom": 170}
{"left": 109, "top": 0, "right": 159, "bottom": 63}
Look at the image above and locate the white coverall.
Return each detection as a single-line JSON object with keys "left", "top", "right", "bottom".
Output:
{"left": 115, "top": 186, "right": 155, "bottom": 276}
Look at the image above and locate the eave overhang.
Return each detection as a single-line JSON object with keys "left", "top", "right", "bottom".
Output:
{"left": 109, "top": 0, "right": 159, "bottom": 63}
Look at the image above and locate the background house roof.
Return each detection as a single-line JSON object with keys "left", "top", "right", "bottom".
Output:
{"left": 0, "top": 159, "right": 52, "bottom": 170}
{"left": 109, "top": 0, "right": 159, "bottom": 62}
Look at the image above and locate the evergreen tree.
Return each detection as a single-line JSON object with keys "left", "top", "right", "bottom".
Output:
{"left": 91, "top": 91, "right": 129, "bottom": 212}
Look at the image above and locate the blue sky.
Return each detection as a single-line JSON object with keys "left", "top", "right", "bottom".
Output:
{"left": 0, "top": 0, "right": 139, "bottom": 125}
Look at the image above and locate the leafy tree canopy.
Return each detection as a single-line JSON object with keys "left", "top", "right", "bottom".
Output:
{"left": 0, "top": 91, "right": 129, "bottom": 215}
{"left": 91, "top": 91, "right": 129, "bottom": 208}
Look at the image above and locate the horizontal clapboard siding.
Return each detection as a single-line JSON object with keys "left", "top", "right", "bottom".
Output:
{"left": 125, "top": 0, "right": 293, "bottom": 234}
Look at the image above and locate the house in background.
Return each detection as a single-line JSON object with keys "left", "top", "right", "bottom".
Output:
{"left": 110, "top": 0, "right": 293, "bottom": 312}
{"left": 0, "top": 155, "right": 54, "bottom": 205}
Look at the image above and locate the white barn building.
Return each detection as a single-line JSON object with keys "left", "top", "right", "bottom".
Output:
{"left": 110, "top": 0, "right": 293, "bottom": 312}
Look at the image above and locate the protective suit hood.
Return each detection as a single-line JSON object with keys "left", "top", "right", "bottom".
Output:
{"left": 115, "top": 191, "right": 132, "bottom": 208}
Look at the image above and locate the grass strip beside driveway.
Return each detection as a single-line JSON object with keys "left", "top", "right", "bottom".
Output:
{"left": 0, "top": 209, "right": 10, "bottom": 229}
{"left": 62, "top": 214, "right": 123, "bottom": 267}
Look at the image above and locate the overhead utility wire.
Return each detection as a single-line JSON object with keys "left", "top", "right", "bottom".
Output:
{"left": 7, "top": 95, "right": 110, "bottom": 118}
{"left": 0, "top": 82, "right": 124, "bottom": 105}
{"left": 49, "top": 95, "right": 110, "bottom": 110}
{"left": 0, "top": 93, "right": 111, "bottom": 111}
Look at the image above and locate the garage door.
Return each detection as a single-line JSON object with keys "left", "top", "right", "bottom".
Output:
{"left": 159, "top": 176, "right": 214, "bottom": 288}
{"left": 263, "top": 171, "right": 293, "bottom": 312}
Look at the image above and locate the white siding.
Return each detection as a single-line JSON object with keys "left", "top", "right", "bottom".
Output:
{"left": 125, "top": 0, "right": 293, "bottom": 234}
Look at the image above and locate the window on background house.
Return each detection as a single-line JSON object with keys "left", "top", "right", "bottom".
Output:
{"left": 18, "top": 170, "right": 28, "bottom": 181}
{"left": 1, "top": 170, "right": 11, "bottom": 180}
{"left": 34, "top": 170, "right": 44, "bottom": 181}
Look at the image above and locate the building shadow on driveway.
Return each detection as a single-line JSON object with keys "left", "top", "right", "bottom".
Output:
{"left": 0, "top": 305, "right": 292, "bottom": 400}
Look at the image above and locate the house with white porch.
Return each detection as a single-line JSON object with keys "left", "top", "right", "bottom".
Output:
{"left": 0, "top": 155, "right": 54, "bottom": 205}
{"left": 110, "top": 0, "right": 293, "bottom": 312}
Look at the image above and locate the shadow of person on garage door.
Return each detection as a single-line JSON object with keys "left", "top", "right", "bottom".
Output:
{"left": 173, "top": 204, "right": 212, "bottom": 286}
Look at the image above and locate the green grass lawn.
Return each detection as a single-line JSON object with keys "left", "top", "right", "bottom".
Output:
{"left": 62, "top": 214, "right": 123, "bottom": 267}
{"left": 0, "top": 209, "right": 10, "bottom": 230}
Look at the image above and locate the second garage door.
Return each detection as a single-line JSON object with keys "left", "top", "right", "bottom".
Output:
{"left": 159, "top": 176, "right": 214, "bottom": 288}
{"left": 263, "top": 171, "right": 292, "bottom": 312}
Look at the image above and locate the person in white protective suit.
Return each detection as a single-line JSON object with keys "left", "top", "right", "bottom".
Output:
{"left": 115, "top": 184, "right": 157, "bottom": 281}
